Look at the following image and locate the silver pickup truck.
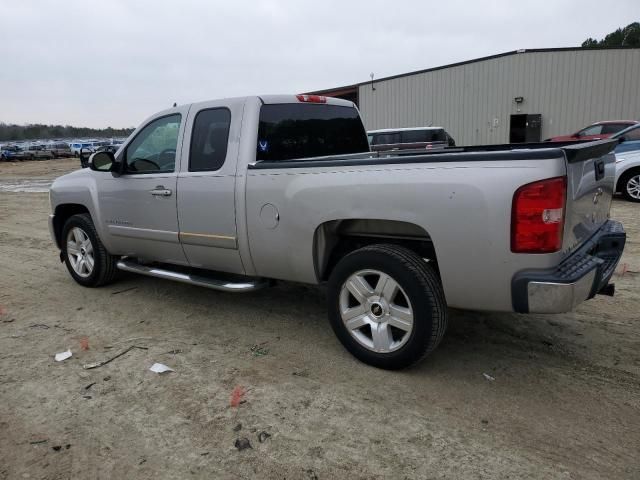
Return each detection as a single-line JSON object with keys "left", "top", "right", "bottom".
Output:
{"left": 49, "top": 94, "right": 626, "bottom": 369}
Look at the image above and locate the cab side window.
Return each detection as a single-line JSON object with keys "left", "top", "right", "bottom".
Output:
{"left": 125, "top": 114, "right": 181, "bottom": 174}
{"left": 189, "top": 108, "right": 231, "bottom": 172}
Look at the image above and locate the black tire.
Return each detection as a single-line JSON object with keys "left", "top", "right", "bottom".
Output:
{"left": 61, "top": 213, "right": 119, "bottom": 287}
{"left": 327, "top": 244, "right": 447, "bottom": 370}
{"left": 618, "top": 169, "right": 640, "bottom": 203}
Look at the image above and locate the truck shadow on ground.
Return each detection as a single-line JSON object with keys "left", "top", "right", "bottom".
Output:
{"left": 111, "top": 273, "right": 594, "bottom": 377}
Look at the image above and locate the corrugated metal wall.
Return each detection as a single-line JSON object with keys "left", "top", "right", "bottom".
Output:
{"left": 357, "top": 49, "right": 640, "bottom": 145}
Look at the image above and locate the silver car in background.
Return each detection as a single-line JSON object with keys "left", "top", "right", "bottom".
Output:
{"left": 612, "top": 124, "right": 640, "bottom": 202}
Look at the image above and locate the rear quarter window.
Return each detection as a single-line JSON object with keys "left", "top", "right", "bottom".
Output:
{"left": 189, "top": 108, "right": 231, "bottom": 172}
{"left": 257, "top": 104, "right": 369, "bottom": 161}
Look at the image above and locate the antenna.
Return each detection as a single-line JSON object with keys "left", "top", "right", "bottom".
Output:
{"left": 172, "top": 102, "right": 177, "bottom": 107}
{"left": 370, "top": 72, "right": 376, "bottom": 91}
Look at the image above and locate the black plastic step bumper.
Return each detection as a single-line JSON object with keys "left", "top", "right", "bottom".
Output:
{"left": 512, "top": 220, "right": 626, "bottom": 313}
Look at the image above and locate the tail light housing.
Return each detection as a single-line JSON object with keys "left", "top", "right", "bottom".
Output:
{"left": 511, "top": 176, "right": 567, "bottom": 253}
{"left": 296, "top": 94, "right": 327, "bottom": 103}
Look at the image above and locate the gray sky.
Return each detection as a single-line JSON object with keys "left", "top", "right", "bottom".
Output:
{"left": 1, "top": 0, "right": 638, "bottom": 128}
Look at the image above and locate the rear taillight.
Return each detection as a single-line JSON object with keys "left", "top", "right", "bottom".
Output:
{"left": 296, "top": 94, "right": 327, "bottom": 103}
{"left": 511, "top": 176, "right": 567, "bottom": 253}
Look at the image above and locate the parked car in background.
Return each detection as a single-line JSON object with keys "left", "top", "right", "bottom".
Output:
{"left": 546, "top": 120, "right": 638, "bottom": 142}
{"left": 48, "top": 142, "right": 73, "bottom": 158}
{"left": 69, "top": 142, "right": 94, "bottom": 157}
{"left": 612, "top": 124, "right": 640, "bottom": 202}
{"left": 368, "top": 127, "right": 455, "bottom": 152}
{"left": 613, "top": 123, "right": 640, "bottom": 155}
{"left": 24, "top": 144, "right": 54, "bottom": 160}
{"left": 1, "top": 145, "right": 30, "bottom": 161}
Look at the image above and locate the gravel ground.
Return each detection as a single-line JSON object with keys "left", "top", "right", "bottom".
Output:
{"left": 1, "top": 158, "right": 639, "bottom": 479}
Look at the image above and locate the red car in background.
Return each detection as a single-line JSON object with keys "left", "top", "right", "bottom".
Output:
{"left": 546, "top": 120, "right": 639, "bottom": 142}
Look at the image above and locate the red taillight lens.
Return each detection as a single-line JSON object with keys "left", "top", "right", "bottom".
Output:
{"left": 511, "top": 176, "right": 567, "bottom": 253}
{"left": 296, "top": 94, "right": 327, "bottom": 103}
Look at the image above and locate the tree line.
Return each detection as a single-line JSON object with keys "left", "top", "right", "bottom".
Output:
{"left": 0, "top": 123, "right": 134, "bottom": 142}
{"left": 582, "top": 22, "right": 640, "bottom": 48}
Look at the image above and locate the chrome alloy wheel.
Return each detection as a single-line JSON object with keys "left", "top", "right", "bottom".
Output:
{"left": 339, "top": 269, "right": 414, "bottom": 353}
{"left": 626, "top": 174, "right": 640, "bottom": 200}
{"left": 66, "top": 227, "right": 94, "bottom": 278}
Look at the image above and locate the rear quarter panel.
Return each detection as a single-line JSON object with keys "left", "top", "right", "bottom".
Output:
{"left": 245, "top": 157, "right": 566, "bottom": 312}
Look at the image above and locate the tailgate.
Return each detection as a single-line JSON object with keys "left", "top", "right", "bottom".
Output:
{"left": 561, "top": 139, "right": 618, "bottom": 253}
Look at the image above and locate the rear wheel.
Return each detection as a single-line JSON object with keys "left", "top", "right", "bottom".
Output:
{"left": 327, "top": 244, "right": 447, "bottom": 369}
{"left": 619, "top": 169, "right": 640, "bottom": 202}
{"left": 61, "top": 214, "right": 119, "bottom": 287}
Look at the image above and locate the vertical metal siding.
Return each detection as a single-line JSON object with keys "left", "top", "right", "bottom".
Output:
{"left": 358, "top": 49, "right": 640, "bottom": 145}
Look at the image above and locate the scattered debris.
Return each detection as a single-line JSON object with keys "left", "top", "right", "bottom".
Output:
{"left": 83, "top": 345, "right": 147, "bottom": 370}
{"left": 482, "top": 373, "right": 495, "bottom": 382}
{"left": 79, "top": 337, "right": 90, "bottom": 351}
{"left": 29, "top": 323, "right": 49, "bottom": 329}
{"left": 111, "top": 286, "right": 138, "bottom": 295}
{"left": 149, "top": 363, "right": 174, "bottom": 374}
{"left": 163, "top": 349, "right": 183, "bottom": 355}
{"left": 66, "top": 444, "right": 71, "bottom": 449}
{"left": 52, "top": 445, "right": 62, "bottom": 452}
{"left": 233, "top": 423, "right": 242, "bottom": 432}
{"left": 0, "top": 305, "right": 5, "bottom": 316}
{"left": 84, "top": 382, "right": 96, "bottom": 390}
{"left": 230, "top": 386, "right": 246, "bottom": 407}
{"left": 234, "top": 438, "right": 252, "bottom": 451}
{"left": 103, "top": 376, "right": 111, "bottom": 381}
{"left": 481, "top": 419, "right": 489, "bottom": 425}
{"left": 29, "top": 439, "right": 48, "bottom": 445}
{"left": 138, "top": 457, "right": 147, "bottom": 465}
{"left": 82, "top": 395, "right": 92, "bottom": 400}
{"left": 55, "top": 350, "right": 72, "bottom": 362}
{"left": 250, "top": 343, "right": 269, "bottom": 357}
{"left": 2, "top": 318, "right": 14, "bottom": 323}
{"left": 305, "top": 468, "right": 319, "bottom": 480}
{"left": 200, "top": 452, "right": 210, "bottom": 456}
{"left": 292, "top": 370, "right": 309, "bottom": 378}
{"left": 76, "top": 307, "right": 83, "bottom": 311}
{"left": 257, "top": 431, "right": 271, "bottom": 443}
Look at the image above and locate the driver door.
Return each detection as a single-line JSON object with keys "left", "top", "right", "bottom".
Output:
{"left": 97, "top": 109, "right": 190, "bottom": 265}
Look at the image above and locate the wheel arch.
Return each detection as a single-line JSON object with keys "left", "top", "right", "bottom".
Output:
{"left": 52, "top": 204, "right": 91, "bottom": 248}
{"left": 313, "top": 219, "right": 439, "bottom": 281}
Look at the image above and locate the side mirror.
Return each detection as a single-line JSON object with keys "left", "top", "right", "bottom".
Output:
{"left": 89, "top": 151, "right": 116, "bottom": 172}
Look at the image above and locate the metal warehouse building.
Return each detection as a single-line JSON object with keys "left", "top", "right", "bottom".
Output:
{"left": 310, "top": 47, "right": 640, "bottom": 145}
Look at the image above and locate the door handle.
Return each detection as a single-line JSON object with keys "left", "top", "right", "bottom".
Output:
{"left": 150, "top": 186, "right": 172, "bottom": 197}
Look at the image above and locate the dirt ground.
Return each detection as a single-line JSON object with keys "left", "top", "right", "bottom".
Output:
{"left": 1, "top": 158, "right": 639, "bottom": 479}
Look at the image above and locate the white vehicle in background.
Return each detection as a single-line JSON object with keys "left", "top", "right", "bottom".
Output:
{"left": 69, "top": 141, "right": 94, "bottom": 157}
{"left": 612, "top": 124, "right": 640, "bottom": 202}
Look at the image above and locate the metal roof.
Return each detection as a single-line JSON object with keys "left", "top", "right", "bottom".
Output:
{"left": 308, "top": 46, "right": 640, "bottom": 95}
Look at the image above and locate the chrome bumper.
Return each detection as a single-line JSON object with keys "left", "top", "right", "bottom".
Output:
{"left": 512, "top": 220, "right": 626, "bottom": 314}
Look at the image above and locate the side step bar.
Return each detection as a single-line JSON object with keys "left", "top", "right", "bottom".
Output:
{"left": 116, "top": 259, "right": 269, "bottom": 293}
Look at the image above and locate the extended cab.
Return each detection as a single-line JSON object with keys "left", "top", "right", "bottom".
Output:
{"left": 49, "top": 95, "right": 626, "bottom": 369}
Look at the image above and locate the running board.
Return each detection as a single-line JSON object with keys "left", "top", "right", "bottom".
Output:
{"left": 116, "top": 259, "right": 268, "bottom": 293}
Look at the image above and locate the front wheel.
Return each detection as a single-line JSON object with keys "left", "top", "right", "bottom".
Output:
{"left": 327, "top": 244, "right": 447, "bottom": 369}
{"left": 619, "top": 169, "right": 640, "bottom": 202}
{"left": 61, "top": 213, "right": 119, "bottom": 287}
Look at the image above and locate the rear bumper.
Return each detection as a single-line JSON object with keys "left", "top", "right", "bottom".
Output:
{"left": 512, "top": 220, "right": 626, "bottom": 313}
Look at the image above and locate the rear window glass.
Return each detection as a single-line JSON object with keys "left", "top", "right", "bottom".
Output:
{"left": 257, "top": 104, "right": 369, "bottom": 161}
{"left": 372, "top": 132, "right": 400, "bottom": 145}
{"left": 401, "top": 129, "right": 446, "bottom": 143}
{"left": 189, "top": 108, "right": 231, "bottom": 171}
{"left": 601, "top": 123, "right": 632, "bottom": 135}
